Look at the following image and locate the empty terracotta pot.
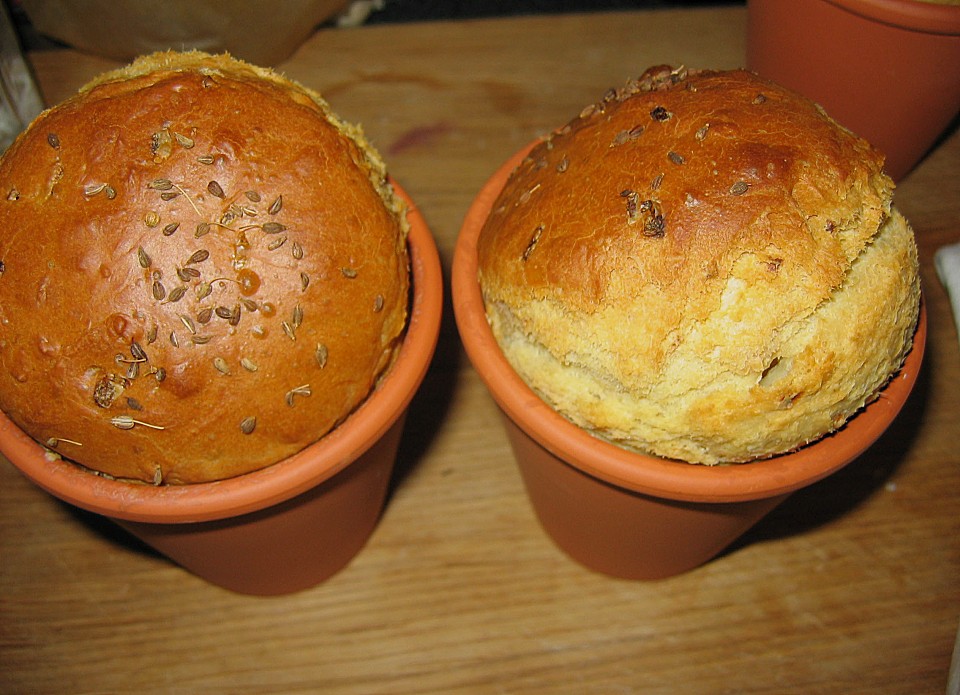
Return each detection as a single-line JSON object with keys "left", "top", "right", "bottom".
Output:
{"left": 452, "top": 146, "right": 926, "bottom": 580}
{"left": 747, "top": 0, "right": 960, "bottom": 181}
{"left": 0, "top": 183, "right": 443, "bottom": 595}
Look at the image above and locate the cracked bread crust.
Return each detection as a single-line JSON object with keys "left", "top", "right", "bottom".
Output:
{"left": 477, "top": 66, "right": 920, "bottom": 464}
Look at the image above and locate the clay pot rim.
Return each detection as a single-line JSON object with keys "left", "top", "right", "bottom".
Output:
{"left": 452, "top": 142, "right": 926, "bottom": 504}
{"left": 0, "top": 180, "right": 443, "bottom": 523}
{"left": 824, "top": 0, "right": 960, "bottom": 35}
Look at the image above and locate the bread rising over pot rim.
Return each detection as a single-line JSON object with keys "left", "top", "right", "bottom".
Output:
{"left": 477, "top": 65, "right": 921, "bottom": 464}
{"left": 0, "top": 51, "right": 411, "bottom": 483}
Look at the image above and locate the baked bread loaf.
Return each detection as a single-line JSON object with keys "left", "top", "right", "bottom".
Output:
{"left": 0, "top": 51, "right": 410, "bottom": 484}
{"left": 478, "top": 66, "right": 920, "bottom": 465}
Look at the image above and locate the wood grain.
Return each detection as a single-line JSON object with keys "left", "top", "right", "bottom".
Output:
{"left": 2, "top": 7, "right": 958, "bottom": 693}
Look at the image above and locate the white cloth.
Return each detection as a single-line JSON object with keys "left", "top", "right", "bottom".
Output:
{"left": 932, "top": 246, "right": 960, "bottom": 694}
{"left": 935, "top": 242, "right": 960, "bottom": 352}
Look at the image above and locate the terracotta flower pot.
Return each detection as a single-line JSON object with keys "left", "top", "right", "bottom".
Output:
{"left": 452, "top": 146, "right": 926, "bottom": 580}
{"left": 0, "top": 183, "right": 443, "bottom": 595}
{"left": 746, "top": 0, "right": 960, "bottom": 182}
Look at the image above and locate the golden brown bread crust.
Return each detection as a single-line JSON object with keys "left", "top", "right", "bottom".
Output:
{"left": 478, "top": 66, "right": 920, "bottom": 464}
{"left": 0, "top": 51, "right": 410, "bottom": 483}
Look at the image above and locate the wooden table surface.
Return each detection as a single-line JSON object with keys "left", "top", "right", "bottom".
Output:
{"left": 3, "top": 6, "right": 959, "bottom": 693}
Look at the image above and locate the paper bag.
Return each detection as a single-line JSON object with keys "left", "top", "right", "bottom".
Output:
{"left": 20, "top": 0, "right": 351, "bottom": 66}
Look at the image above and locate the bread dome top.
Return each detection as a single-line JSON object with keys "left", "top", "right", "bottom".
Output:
{"left": 478, "top": 66, "right": 920, "bottom": 464}
{"left": 0, "top": 51, "right": 410, "bottom": 483}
